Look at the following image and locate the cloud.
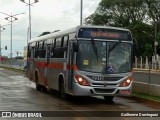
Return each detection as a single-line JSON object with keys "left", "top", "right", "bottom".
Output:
{"left": 0, "top": 0, "right": 101, "bottom": 57}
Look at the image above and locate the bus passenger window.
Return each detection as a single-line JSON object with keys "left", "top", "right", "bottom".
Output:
{"left": 55, "top": 37, "right": 61, "bottom": 47}
{"left": 63, "top": 36, "right": 69, "bottom": 47}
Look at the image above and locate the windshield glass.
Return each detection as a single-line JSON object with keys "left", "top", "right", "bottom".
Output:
{"left": 76, "top": 40, "right": 132, "bottom": 73}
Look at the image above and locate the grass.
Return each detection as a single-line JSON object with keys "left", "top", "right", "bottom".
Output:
{"left": 132, "top": 92, "right": 160, "bottom": 101}
{"left": 0, "top": 66, "right": 24, "bottom": 73}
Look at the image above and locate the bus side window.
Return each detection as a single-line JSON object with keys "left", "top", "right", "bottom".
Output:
{"left": 51, "top": 46, "right": 54, "bottom": 58}
{"left": 42, "top": 40, "right": 47, "bottom": 58}
{"left": 38, "top": 41, "right": 43, "bottom": 58}
{"left": 52, "top": 37, "right": 67, "bottom": 58}
{"left": 63, "top": 35, "right": 69, "bottom": 58}
{"left": 35, "top": 42, "right": 39, "bottom": 58}
{"left": 55, "top": 37, "right": 61, "bottom": 47}
{"left": 53, "top": 37, "right": 61, "bottom": 58}
{"left": 47, "top": 38, "right": 52, "bottom": 45}
{"left": 63, "top": 35, "right": 69, "bottom": 47}
{"left": 51, "top": 39, "right": 55, "bottom": 58}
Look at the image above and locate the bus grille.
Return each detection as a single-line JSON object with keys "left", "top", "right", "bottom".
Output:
{"left": 92, "top": 83, "right": 117, "bottom": 86}
{"left": 104, "top": 77, "right": 123, "bottom": 81}
{"left": 87, "top": 75, "right": 123, "bottom": 81}
{"left": 94, "top": 88, "right": 115, "bottom": 93}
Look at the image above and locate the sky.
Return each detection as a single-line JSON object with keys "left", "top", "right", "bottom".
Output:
{"left": 0, "top": 0, "right": 100, "bottom": 57}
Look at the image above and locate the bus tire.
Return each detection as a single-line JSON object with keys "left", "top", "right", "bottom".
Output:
{"left": 104, "top": 96, "right": 114, "bottom": 103}
{"left": 35, "top": 72, "right": 41, "bottom": 91}
{"left": 42, "top": 86, "right": 47, "bottom": 92}
{"left": 59, "top": 79, "right": 66, "bottom": 99}
{"left": 36, "top": 83, "right": 41, "bottom": 91}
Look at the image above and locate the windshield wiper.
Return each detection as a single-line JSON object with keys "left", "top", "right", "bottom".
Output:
{"left": 108, "top": 42, "right": 119, "bottom": 52}
{"left": 108, "top": 41, "right": 122, "bottom": 57}
{"left": 91, "top": 38, "right": 98, "bottom": 62}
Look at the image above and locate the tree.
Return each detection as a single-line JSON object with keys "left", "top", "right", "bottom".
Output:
{"left": 38, "top": 31, "right": 51, "bottom": 37}
{"left": 85, "top": 0, "right": 160, "bottom": 56}
{"left": 85, "top": 0, "right": 147, "bottom": 27}
{"left": 38, "top": 30, "right": 60, "bottom": 37}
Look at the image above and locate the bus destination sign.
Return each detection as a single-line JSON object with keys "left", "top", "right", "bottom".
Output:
{"left": 78, "top": 28, "right": 131, "bottom": 41}
{"left": 91, "top": 31, "right": 120, "bottom": 38}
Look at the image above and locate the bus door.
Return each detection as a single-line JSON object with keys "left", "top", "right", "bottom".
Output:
{"left": 27, "top": 46, "right": 35, "bottom": 80}
{"left": 67, "top": 42, "right": 74, "bottom": 92}
{"left": 45, "top": 44, "right": 51, "bottom": 83}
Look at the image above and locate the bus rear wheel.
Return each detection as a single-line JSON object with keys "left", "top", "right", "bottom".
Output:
{"left": 36, "top": 82, "right": 47, "bottom": 92}
{"left": 35, "top": 73, "right": 42, "bottom": 91}
{"left": 36, "top": 83, "right": 41, "bottom": 91}
{"left": 104, "top": 96, "right": 114, "bottom": 103}
{"left": 59, "top": 81, "right": 66, "bottom": 98}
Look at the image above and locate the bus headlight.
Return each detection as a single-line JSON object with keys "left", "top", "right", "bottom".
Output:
{"left": 119, "top": 77, "right": 133, "bottom": 87}
{"left": 74, "top": 75, "right": 90, "bottom": 86}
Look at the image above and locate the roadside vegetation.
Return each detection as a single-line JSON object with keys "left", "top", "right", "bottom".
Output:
{"left": 132, "top": 92, "right": 160, "bottom": 101}
{"left": 0, "top": 66, "right": 24, "bottom": 73}
{"left": 85, "top": 0, "right": 160, "bottom": 57}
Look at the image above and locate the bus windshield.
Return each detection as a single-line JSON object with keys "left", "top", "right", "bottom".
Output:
{"left": 76, "top": 40, "right": 132, "bottom": 73}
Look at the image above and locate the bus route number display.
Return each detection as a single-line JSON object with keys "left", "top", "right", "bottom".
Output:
{"left": 91, "top": 31, "right": 120, "bottom": 38}
{"left": 78, "top": 28, "right": 131, "bottom": 41}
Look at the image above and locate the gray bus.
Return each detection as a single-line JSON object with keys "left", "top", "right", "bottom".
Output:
{"left": 26, "top": 25, "right": 133, "bottom": 102}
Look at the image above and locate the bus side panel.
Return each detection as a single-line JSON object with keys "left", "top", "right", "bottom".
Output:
{"left": 47, "top": 59, "right": 67, "bottom": 91}
{"left": 26, "top": 59, "right": 36, "bottom": 81}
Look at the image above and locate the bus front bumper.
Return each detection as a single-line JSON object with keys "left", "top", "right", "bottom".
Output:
{"left": 71, "top": 82, "right": 132, "bottom": 96}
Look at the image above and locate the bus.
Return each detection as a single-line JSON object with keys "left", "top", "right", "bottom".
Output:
{"left": 26, "top": 25, "right": 133, "bottom": 102}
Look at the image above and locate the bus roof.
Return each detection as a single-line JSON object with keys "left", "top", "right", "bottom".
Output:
{"left": 29, "top": 25, "right": 131, "bottom": 43}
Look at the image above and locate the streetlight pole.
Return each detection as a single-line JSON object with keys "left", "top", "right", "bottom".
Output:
{"left": 154, "top": 22, "right": 158, "bottom": 57}
{"left": 80, "top": 0, "right": 83, "bottom": 26}
{"left": 27, "top": 27, "right": 30, "bottom": 45}
{"left": 0, "top": 12, "right": 25, "bottom": 66}
{"left": 20, "top": 0, "right": 39, "bottom": 40}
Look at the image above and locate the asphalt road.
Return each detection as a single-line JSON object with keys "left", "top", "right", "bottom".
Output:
{"left": 0, "top": 68, "right": 160, "bottom": 120}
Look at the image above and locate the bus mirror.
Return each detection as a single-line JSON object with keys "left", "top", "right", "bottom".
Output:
{"left": 73, "top": 43, "right": 78, "bottom": 52}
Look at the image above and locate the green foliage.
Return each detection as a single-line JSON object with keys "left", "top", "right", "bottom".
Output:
{"left": 38, "top": 31, "right": 51, "bottom": 37}
{"left": 132, "top": 92, "right": 160, "bottom": 101}
{"left": 85, "top": 0, "right": 160, "bottom": 56}
{"left": 143, "top": 43, "right": 153, "bottom": 57}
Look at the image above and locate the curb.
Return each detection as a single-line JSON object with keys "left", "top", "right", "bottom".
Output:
{"left": 133, "top": 68, "right": 160, "bottom": 75}
{"left": 122, "top": 96, "right": 160, "bottom": 108}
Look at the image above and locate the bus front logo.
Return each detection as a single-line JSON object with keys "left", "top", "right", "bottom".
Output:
{"left": 104, "top": 82, "right": 107, "bottom": 87}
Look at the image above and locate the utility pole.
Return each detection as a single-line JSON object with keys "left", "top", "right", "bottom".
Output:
{"left": 0, "top": 12, "right": 25, "bottom": 66}
{"left": 154, "top": 22, "right": 158, "bottom": 57}
{"left": 20, "top": 0, "right": 39, "bottom": 40}
{"left": 80, "top": 0, "right": 83, "bottom": 26}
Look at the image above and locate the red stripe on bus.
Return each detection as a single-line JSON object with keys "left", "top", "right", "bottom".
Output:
{"left": 34, "top": 62, "right": 48, "bottom": 85}
{"left": 48, "top": 63, "right": 64, "bottom": 69}
{"left": 35, "top": 62, "right": 47, "bottom": 67}
{"left": 27, "top": 59, "right": 79, "bottom": 86}
{"left": 32, "top": 61, "right": 78, "bottom": 70}
{"left": 67, "top": 64, "right": 79, "bottom": 70}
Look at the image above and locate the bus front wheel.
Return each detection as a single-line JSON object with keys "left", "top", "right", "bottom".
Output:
{"left": 59, "top": 80, "right": 66, "bottom": 98}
